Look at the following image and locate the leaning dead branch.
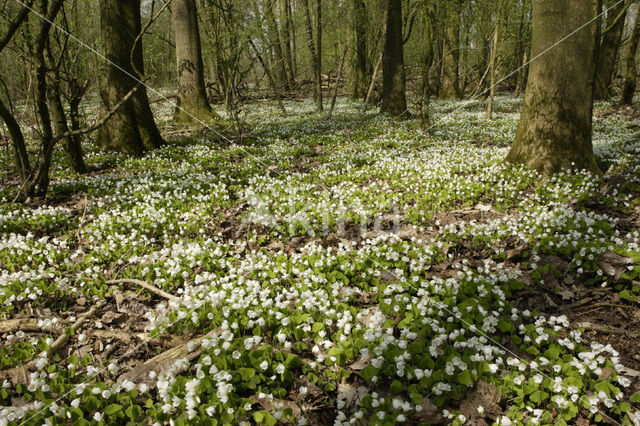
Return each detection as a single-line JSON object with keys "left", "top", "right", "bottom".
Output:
{"left": 107, "top": 279, "right": 178, "bottom": 302}
{"left": 117, "top": 328, "right": 218, "bottom": 386}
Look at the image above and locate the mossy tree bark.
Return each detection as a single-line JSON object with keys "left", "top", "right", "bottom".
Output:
{"left": 172, "top": 0, "right": 218, "bottom": 123}
{"left": 380, "top": 0, "right": 407, "bottom": 117}
{"left": 440, "top": 0, "right": 462, "bottom": 100}
{"left": 594, "top": 0, "right": 627, "bottom": 100}
{"left": 351, "top": 0, "right": 368, "bottom": 99}
{"left": 97, "top": 0, "right": 163, "bottom": 155}
{"left": 506, "top": 0, "right": 601, "bottom": 176}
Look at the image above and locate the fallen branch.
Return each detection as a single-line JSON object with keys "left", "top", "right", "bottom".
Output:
{"left": 575, "top": 321, "right": 640, "bottom": 338}
{"left": 47, "top": 300, "right": 105, "bottom": 357}
{"left": 107, "top": 279, "right": 178, "bottom": 302}
{"left": 0, "top": 318, "right": 61, "bottom": 334}
{"left": 0, "top": 301, "right": 104, "bottom": 384}
{"left": 117, "top": 328, "right": 219, "bottom": 386}
{"left": 92, "top": 330, "right": 184, "bottom": 349}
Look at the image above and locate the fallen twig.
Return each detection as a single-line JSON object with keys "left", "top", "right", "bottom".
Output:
{"left": 0, "top": 318, "right": 61, "bottom": 334}
{"left": 117, "top": 328, "right": 218, "bottom": 386}
{"left": 47, "top": 300, "right": 105, "bottom": 357}
{"left": 0, "top": 301, "right": 105, "bottom": 384}
{"left": 575, "top": 321, "right": 640, "bottom": 338}
{"left": 107, "top": 279, "right": 178, "bottom": 302}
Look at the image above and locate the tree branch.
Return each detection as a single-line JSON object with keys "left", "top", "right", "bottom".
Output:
{"left": 51, "top": 83, "right": 141, "bottom": 143}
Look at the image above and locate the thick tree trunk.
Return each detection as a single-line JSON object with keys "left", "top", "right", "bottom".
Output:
{"left": 351, "top": 0, "right": 368, "bottom": 99}
{"left": 172, "top": 0, "right": 217, "bottom": 122}
{"left": 621, "top": 8, "right": 640, "bottom": 105}
{"left": 97, "top": 0, "right": 163, "bottom": 155}
{"left": 440, "top": 1, "right": 462, "bottom": 99}
{"left": 595, "top": 1, "right": 627, "bottom": 100}
{"left": 380, "top": 0, "right": 407, "bottom": 116}
{"left": 506, "top": 0, "right": 600, "bottom": 176}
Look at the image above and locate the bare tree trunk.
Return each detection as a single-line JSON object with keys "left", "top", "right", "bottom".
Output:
{"left": 0, "top": 0, "right": 35, "bottom": 192}
{"left": 328, "top": 45, "right": 348, "bottom": 116}
{"left": 315, "top": 0, "right": 323, "bottom": 111}
{"left": 172, "top": 0, "right": 217, "bottom": 122}
{"left": 30, "top": 0, "right": 64, "bottom": 196}
{"left": 487, "top": 4, "right": 502, "bottom": 119}
{"left": 45, "top": 37, "right": 87, "bottom": 174}
{"left": 265, "top": 0, "right": 289, "bottom": 91}
{"left": 98, "top": 0, "right": 163, "bottom": 155}
{"left": 506, "top": 0, "right": 601, "bottom": 175}
{"left": 418, "top": 2, "right": 437, "bottom": 129}
{"left": 249, "top": 40, "right": 288, "bottom": 116}
{"left": 301, "top": 0, "right": 323, "bottom": 111}
{"left": 351, "top": 0, "right": 368, "bottom": 99}
{"left": 595, "top": 1, "right": 628, "bottom": 100}
{"left": 513, "top": 0, "right": 529, "bottom": 98}
{"left": 440, "top": 0, "right": 462, "bottom": 99}
{"left": 0, "top": 97, "right": 31, "bottom": 185}
{"left": 514, "top": 50, "right": 528, "bottom": 98}
{"left": 380, "top": 0, "right": 407, "bottom": 116}
{"left": 280, "top": 0, "right": 295, "bottom": 88}
{"left": 362, "top": 54, "right": 382, "bottom": 112}
{"left": 621, "top": 7, "right": 640, "bottom": 105}
{"left": 48, "top": 82, "right": 86, "bottom": 174}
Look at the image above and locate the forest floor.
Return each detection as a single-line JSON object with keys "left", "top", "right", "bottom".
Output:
{"left": 0, "top": 96, "right": 640, "bottom": 425}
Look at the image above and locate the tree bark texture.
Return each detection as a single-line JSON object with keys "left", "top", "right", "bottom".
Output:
{"left": 97, "top": 0, "right": 163, "bottom": 155}
{"left": 172, "top": 0, "right": 216, "bottom": 122}
{"left": 280, "top": 0, "right": 295, "bottom": 88}
{"left": 351, "top": 0, "right": 368, "bottom": 99}
{"left": 440, "top": 0, "right": 462, "bottom": 99}
{"left": 301, "top": 0, "right": 322, "bottom": 111}
{"left": 380, "top": 0, "right": 407, "bottom": 116}
{"left": 265, "top": 0, "right": 289, "bottom": 91}
{"left": 506, "top": 0, "right": 601, "bottom": 176}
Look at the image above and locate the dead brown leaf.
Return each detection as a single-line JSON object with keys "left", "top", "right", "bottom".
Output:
{"left": 598, "top": 252, "right": 632, "bottom": 282}
{"left": 459, "top": 380, "right": 502, "bottom": 424}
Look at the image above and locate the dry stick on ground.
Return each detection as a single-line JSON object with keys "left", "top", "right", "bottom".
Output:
{"left": 45, "top": 301, "right": 106, "bottom": 357}
{"left": 575, "top": 321, "right": 640, "bottom": 338}
{"left": 0, "top": 300, "right": 105, "bottom": 381}
{"left": 117, "top": 327, "right": 219, "bottom": 385}
{"left": 0, "top": 319, "right": 62, "bottom": 334}
{"left": 106, "top": 279, "right": 178, "bottom": 302}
